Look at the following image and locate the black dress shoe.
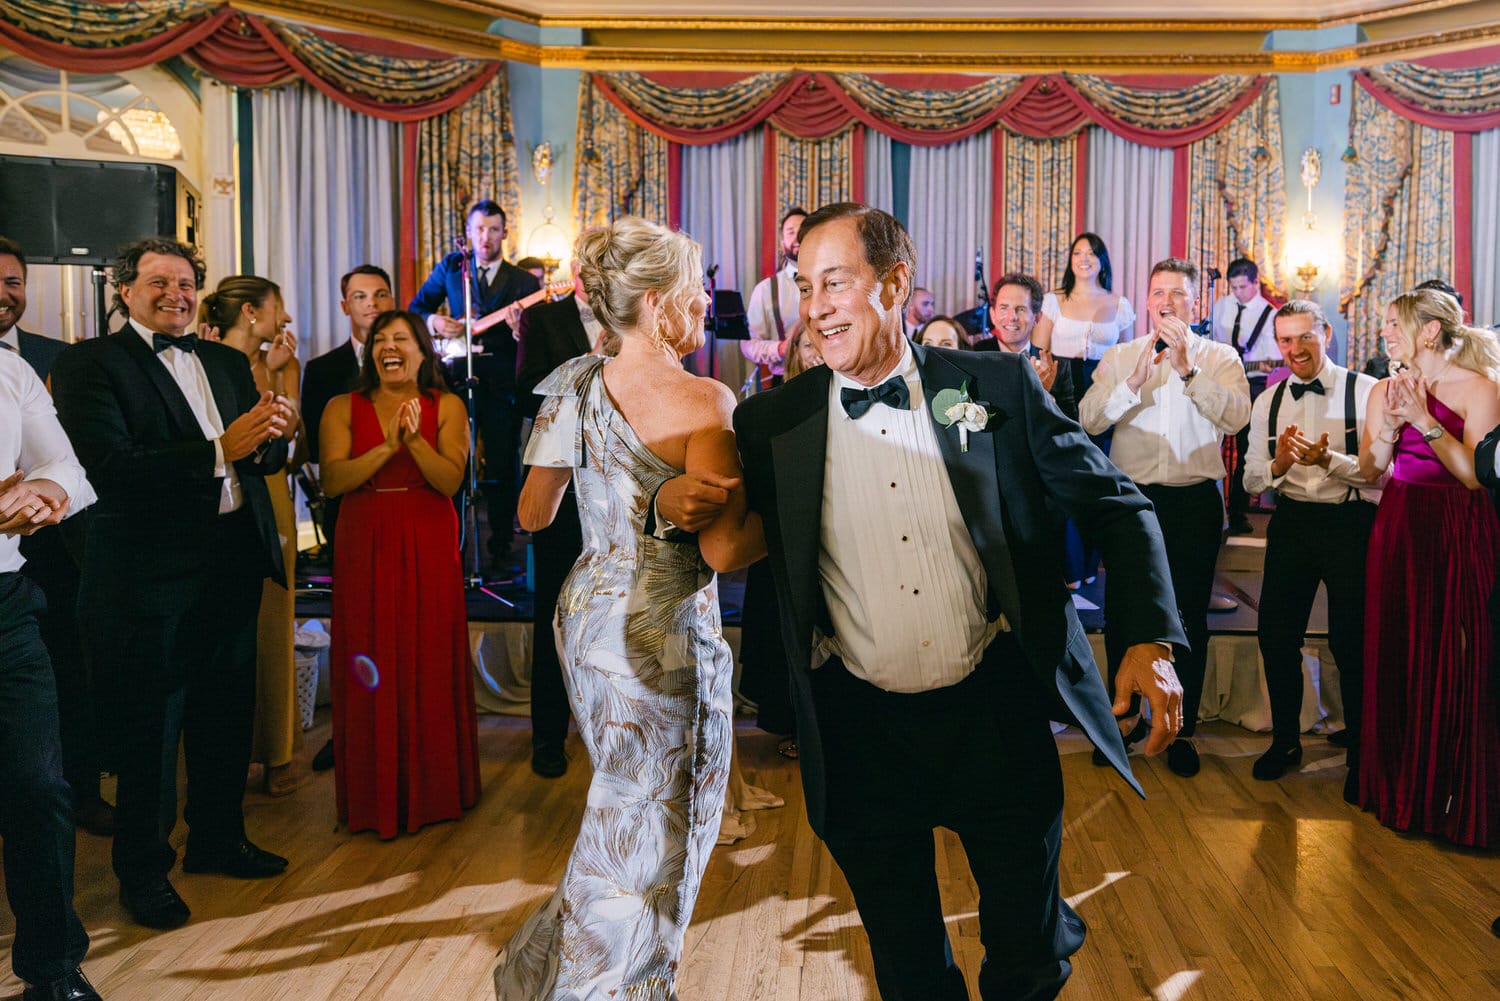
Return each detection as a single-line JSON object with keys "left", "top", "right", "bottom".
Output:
{"left": 73, "top": 795, "right": 117, "bottom": 837}
{"left": 1252, "top": 742, "right": 1303, "bottom": 781}
{"left": 22, "top": 967, "right": 102, "bottom": 1001}
{"left": 1492, "top": 915, "right": 1500, "bottom": 938}
{"left": 1166, "top": 739, "right": 1200, "bottom": 777}
{"left": 1326, "top": 729, "right": 1351, "bottom": 748}
{"left": 531, "top": 746, "right": 568, "bottom": 779}
{"left": 183, "top": 839, "right": 288, "bottom": 879}
{"left": 120, "top": 876, "right": 190, "bottom": 929}
{"left": 312, "top": 738, "right": 335, "bottom": 772}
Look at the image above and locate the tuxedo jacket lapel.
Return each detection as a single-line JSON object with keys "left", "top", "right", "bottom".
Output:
{"left": 913, "top": 342, "right": 1024, "bottom": 632}
{"left": 115, "top": 329, "right": 204, "bottom": 441}
{"left": 200, "top": 348, "right": 241, "bottom": 435}
{"left": 769, "top": 367, "right": 831, "bottom": 647}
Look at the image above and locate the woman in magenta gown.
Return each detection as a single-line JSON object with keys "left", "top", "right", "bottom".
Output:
{"left": 1358, "top": 288, "right": 1500, "bottom": 848}
{"left": 319, "top": 310, "right": 479, "bottom": 839}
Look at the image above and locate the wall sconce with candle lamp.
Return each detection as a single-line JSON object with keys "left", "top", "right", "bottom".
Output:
{"left": 527, "top": 142, "right": 572, "bottom": 279}
{"left": 1286, "top": 147, "right": 1330, "bottom": 296}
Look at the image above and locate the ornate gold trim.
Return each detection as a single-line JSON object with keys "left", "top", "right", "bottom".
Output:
{"left": 229, "top": 0, "right": 514, "bottom": 60}
{"left": 539, "top": 16, "right": 1320, "bottom": 31}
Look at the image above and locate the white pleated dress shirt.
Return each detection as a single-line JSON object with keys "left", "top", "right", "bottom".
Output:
{"left": 1079, "top": 332, "right": 1251, "bottom": 487}
{"left": 131, "top": 319, "right": 242, "bottom": 513}
{"left": 818, "top": 342, "right": 1002, "bottom": 693}
{"left": 1243, "top": 358, "right": 1381, "bottom": 504}
{"left": 0, "top": 346, "right": 96, "bottom": 573}
{"left": 1211, "top": 293, "right": 1281, "bottom": 367}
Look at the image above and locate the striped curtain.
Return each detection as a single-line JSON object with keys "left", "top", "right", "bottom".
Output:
{"left": 1084, "top": 127, "right": 1174, "bottom": 335}
{"left": 1341, "top": 85, "right": 1454, "bottom": 369}
{"left": 573, "top": 74, "right": 670, "bottom": 230}
{"left": 906, "top": 132, "right": 994, "bottom": 315}
{"left": 998, "top": 132, "right": 1079, "bottom": 291}
{"left": 414, "top": 69, "right": 521, "bottom": 284}
{"left": 1185, "top": 77, "right": 1288, "bottom": 300}
{"left": 1471, "top": 127, "right": 1500, "bottom": 326}
{"left": 773, "top": 126, "right": 855, "bottom": 213}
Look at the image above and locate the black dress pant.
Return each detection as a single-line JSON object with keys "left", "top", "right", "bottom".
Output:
{"left": 738, "top": 558, "right": 795, "bottom": 735}
{"left": 529, "top": 489, "right": 580, "bottom": 752}
{"left": 473, "top": 356, "right": 519, "bottom": 560}
{"left": 1256, "top": 497, "right": 1376, "bottom": 750}
{"left": 88, "top": 510, "right": 266, "bottom": 882}
{"left": 1226, "top": 376, "right": 1268, "bottom": 524}
{"left": 1107, "top": 480, "right": 1223, "bottom": 737}
{"left": 0, "top": 572, "right": 89, "bottom": 986}
{"left": 812, "top": 635, "right": 1081, "bottom": 1001}
{"left": 20, "top": 520, "right": 100, "bottom": 802}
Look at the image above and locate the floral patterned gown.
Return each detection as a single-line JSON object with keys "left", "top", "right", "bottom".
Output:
{"left": 493, "top": 356, "right": 734, "bottom": 1000}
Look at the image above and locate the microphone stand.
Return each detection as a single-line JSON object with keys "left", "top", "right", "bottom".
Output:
{"left": 455, "top": 238, "right": 514, "bottom": 607}
{"left": 705, "top": 264, "right": 719, "bottom": 381}
{"left": 972, "top": 247, "right": 994, "bottom": 344}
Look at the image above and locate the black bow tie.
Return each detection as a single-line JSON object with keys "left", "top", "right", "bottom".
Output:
{"left": 1289, "top": 379, "right": 1325, "bottom": 400}
{"left": 840, "top": 375, "right": 910, "bottom": 418}
{"left": 153, "top": 332, "right": 198, "bottom": 354}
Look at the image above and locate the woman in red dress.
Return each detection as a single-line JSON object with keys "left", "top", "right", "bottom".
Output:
{"left": 1358, "top": 288, "right": 1500, "bottom": 848}
{"left": 319, "top": 309, "right": 479, "bottom": 838}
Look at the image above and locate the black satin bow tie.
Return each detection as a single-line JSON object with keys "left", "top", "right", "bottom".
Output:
{"left": 840, "top": 375, "right": 910, "bottom": 418}
{"left": 1289, "top": 379, "right": 1325, "bottom": 400}
{"left": 153, "top": 332, "right": 198, "bottom": 353}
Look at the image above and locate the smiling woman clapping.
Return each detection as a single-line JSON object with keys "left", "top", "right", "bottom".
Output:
{"left": 318, "top": 309, "right": 479, "bottom": 840}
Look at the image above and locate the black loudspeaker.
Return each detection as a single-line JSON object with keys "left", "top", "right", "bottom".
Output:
{"left": 0, "top": 155, "right": 201, "bottom": 265}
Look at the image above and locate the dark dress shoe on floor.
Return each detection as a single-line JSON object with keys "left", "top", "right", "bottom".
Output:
{"left": 73, "top": 795, "right": 117, "bottom": 837}
{"left": 311, "top": 738, "right": 335, "bottom": 772}
{"left": 1166, "top": 739, "right": 1200, "bottom": 777}
{"left": 22, "top": 967, "right": 102, "bottom": 1001}
{"left": 183, "top": 839, "right": 288, "bottom": 878}
{"left": 1326, "top": 729, "right": 1351, "bottom": 748}
{"left": 1252, "top": 742, "right": 1303, "bottom": 781}
{"left": 531, "top": 746, "right": 568, "bottom": 779}
{"left": 120, "top": 876, "right": 190, "bottom": 929}
{"left": 1091, "top": 717, "right": 1150, "bottom": 766}
{"left": 1492, "top": 915, "right": 1500, "bottom": 938}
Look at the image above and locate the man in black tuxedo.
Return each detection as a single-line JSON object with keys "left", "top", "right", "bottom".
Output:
{"left": 732, "top": 204, "right": 1186, "bottom": 1001}
{"left": 0, "top": 236, "right": 113, "bottom": 838}
{"left": 985, "top": 271, "right": 1076, "bottom": 420}
{"left": 51, "top": 237, "right": 294, "bottom": 931}
{"left": 515, "top": 261, "right": 597, "bottom": 778}
{"left": 409, "top": 199, "right": 541, "bottom": 566}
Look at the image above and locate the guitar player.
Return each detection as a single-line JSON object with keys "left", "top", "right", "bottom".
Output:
{"left": 409, "top": 199, "right": 540, "bottom": 569}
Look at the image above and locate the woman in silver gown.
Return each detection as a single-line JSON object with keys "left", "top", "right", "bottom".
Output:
{"left": 494, "top": 218, "right": 765, "bottom": 1000}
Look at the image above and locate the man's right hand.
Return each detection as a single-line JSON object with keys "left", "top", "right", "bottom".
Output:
{"left": 221, "top": 391, "right": 287, "bottom": 462}
{"left": 657, "top": 471, "right": 739, "bottom": 532}
{"left": 429, "top": 314, "right": 464, "bottom": 339}
{"left": 1125, "top": 338, "right": 1165, "bottom": 394}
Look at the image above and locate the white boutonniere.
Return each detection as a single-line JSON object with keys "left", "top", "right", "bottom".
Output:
{"left": 931, "top": 382, "right": 990, "bottom": 452}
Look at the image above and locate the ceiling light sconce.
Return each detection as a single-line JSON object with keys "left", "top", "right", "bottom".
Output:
{"left": 1286, "top": 148, "right": 1327, "bottom": 296}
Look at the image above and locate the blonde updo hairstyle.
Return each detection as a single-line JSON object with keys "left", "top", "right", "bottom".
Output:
{"left": 574, "top": 217, "right": 703, "bottom": 356}
{"left": 1391, "top": 288, "right": 1500, "bottom": 386}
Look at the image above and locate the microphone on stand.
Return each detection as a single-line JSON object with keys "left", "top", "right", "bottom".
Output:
{"left": 973, "top": 247, "right": 994, "bottom": 342}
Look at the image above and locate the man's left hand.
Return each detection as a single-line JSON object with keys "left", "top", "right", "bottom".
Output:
{"left": 1112, "top": 643, "right": 1183, "bottom": 755}
{"left": 1155, "top": 314, "right": 1194, "bottom": 378}
{"left": 0, "top": 476, "right": 70, "bottom": 536}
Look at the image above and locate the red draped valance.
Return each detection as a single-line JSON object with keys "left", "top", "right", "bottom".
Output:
{"left": 591, "top": 70, "right": 1266, "bottom": 148}
{"left": 0, "top": 4, "right": 499, "bottom": 122}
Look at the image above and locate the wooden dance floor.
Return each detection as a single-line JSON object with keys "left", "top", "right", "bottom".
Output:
{"left": 1, "top": 717, "right": 1495, "bottom": 1001}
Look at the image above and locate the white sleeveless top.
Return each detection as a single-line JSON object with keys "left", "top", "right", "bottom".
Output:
{"left": 1042, "top": 292, "right": 1136, "bottom": 361}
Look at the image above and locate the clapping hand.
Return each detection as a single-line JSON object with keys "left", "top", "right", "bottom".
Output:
{"left": 1126, "top": 334, "right": 1168, "bottom": 393}
{"left": 0, "top": 471, "right": 70, "bottom": 536}
{"left": 265, "top": 329, "right": 298, "bottom": 372}
{"left": 398, "top": 398, "right": 423, "bottom": 441}
{"left": 1386, "top": 368, "right": 1433, "bottom": 432}
{"left": 1154, "top": 313, "right": 1194, "bottom": 378}
{"left": 222, "top": 391, "right": 288, "bottom": 461}
{"left": 1031, "top": 348, "right": 1058, "bottom": 392}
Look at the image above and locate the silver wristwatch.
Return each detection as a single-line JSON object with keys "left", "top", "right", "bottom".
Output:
{"left": 1421, "top": 423, "right": 1446, "bottom": 443}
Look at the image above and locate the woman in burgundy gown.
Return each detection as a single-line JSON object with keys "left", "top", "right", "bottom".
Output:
{"left": 1359, "top": 288, "right": 1500, "bottom": 848}
{"left": 319, "top": 309, "right": 479, "bottom": 839}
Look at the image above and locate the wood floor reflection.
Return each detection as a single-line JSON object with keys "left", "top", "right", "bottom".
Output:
{"left": 2, "top": 716, "right": 1495, "bottom": 1000}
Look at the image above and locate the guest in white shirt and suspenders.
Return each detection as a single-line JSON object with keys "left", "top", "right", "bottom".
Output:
{"left": 741, "top": 207, "right": 806, "bottom": 391}
{"left": 1242, "top": 301, "right": 1380, "bottom": 797}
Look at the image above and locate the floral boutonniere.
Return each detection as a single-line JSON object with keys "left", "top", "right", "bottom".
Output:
{"left": 931, "top": 382, "right": 990, "bottom": 452}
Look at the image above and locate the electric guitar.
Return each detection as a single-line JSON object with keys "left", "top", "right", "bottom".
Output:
{"left": 437, "top": 280, "right": 575, "bottom": 360}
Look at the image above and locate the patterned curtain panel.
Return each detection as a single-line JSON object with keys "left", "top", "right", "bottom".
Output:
{"left": 2, "top": 0, "right": 216, "bottom": 46}
{"left": 1066, "top": 73, "right": 1260, "bottom": 136}
{"left": 1365, "top": 59, "right": 1500, "bottom": 117}
{"left": 773, "top": 126, "right": 855, "bottom": 214}
{"left": 598, "top": 70, "right": 791, "bottom": 132}
{"left": 574, "top": 75, "right": 670, "bottom": 231}
{"left": 999, "top": 132, "right": 1078, "bottom": 290}
{"left": 1341, "top": 85, "right": 1454, "bottom": 370}
{"left": 1185, "top": 77, "right": 1288, "bottom": 299}
{"left": 415, "top": 69, "right": 521, "bottom": 284}
{"left": 833, "top": 72, "right": 1021, "bottom": 135}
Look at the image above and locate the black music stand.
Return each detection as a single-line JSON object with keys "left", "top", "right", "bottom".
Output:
{"left": 704, "top": 288, "right": 749, "bottom": 381}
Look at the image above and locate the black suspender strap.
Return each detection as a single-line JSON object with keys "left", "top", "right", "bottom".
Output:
{"left": 1266, "top": 379, "right": 1289, "bottom": 459}
{"left": 1243, "top": 303, "right": 1275, "bottom": 355}
{"left": 1343, "top": 370, "right": 1358, "bottom": 457}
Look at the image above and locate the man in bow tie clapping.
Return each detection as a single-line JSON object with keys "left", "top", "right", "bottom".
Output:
{"left": 50, "top": 238, "right": 295, "bottom": 931}
{"left": 1242, "top": 300, "right": 1381, "bottom": 797}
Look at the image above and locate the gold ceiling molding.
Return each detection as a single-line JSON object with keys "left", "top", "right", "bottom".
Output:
{"left": 539, "top": 18, "right": 1500, "bottom": 72}
{"left": 538, "top": 16, "right": 1323, "bottom": 31}
{"left": 230, "top": 0, "right": 512, "bottom": 59}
